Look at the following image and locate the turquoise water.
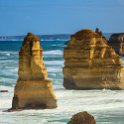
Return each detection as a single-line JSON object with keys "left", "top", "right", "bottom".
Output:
{"left": 0, "top": 40, "right": 124, "bottom": 124}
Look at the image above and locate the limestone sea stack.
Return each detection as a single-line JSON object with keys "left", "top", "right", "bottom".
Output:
{"left": 108, "top": 33, "right": 124, "bottom": 56}
{"left": 63, "top": 29, "right": 124, "bottom": 90}
{"left": 11, "top": 33, "right": 57, "bottom": 110}
{"left": 67, "top": 111, "right": 96, "bottom": 124}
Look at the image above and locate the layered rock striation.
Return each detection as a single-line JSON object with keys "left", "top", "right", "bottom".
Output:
{"left": 67, "top": 111, "right": 96, "bottom": 124}
{"left": 11, "top": 33, "right": 57, "bottom": 110}
{"left": 108, "top": 33, "right": 124, "bottom": 56}
{"left": 63, "top": 29, "right": 124, "bottom": 90}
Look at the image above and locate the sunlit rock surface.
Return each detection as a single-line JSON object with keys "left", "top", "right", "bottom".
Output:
{"left": 11, "top": 33, "right": 57, "bottom": 110}
{"left": 63, "top": 29, "right": 124, "bottom": 90}
{"left": 67, "top": 111, "right": 96, "bottom": 124}
{"left": 108, "top": 33, "right": 124, "bottom": 56}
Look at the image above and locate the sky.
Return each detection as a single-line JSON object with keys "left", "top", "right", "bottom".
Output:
{"left": 0, "top": 0, "right": 124, "bottom": 35}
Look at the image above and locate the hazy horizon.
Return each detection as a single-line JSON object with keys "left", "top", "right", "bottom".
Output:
{"left": 0, "top": 32, "right": 121, "bottom": 37}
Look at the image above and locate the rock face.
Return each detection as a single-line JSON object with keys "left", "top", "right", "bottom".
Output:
{"left": 67, "top": 111, "right": 96, "bottom": 124}
{"left": 108, "top": 33, "right": 124, "bottom": 56}
{"left": 12, "top": 33, "right": 57, "bottom": 110}
{"left": 63, "top": 29, "right": 124, "bottom": 90}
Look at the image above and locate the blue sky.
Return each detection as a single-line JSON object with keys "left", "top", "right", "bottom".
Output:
{"left": 0, "top": 0, "right": 124, "bottom": 35}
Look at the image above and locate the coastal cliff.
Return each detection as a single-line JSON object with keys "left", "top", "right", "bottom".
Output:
{"left": 63, "top": 29, "right": 124, "bottom": 90}
{"left": 108, "top": 33, "right": 124, "bottom": 56}
{"left": 11, "top": 33, "right": 57, "bottom": 110}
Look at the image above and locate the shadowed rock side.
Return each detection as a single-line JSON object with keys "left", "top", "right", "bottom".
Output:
{"left": 63, "top": 29, "right": 124, "bottom": 90}
{"left": 108, "top": 33, "right": 124, "bottom": 56}
{"left": 11, "top": 33, "right": 57, "bottom": 110}
{"left": 67, "top": 111, "right": 96, "bottom": 124}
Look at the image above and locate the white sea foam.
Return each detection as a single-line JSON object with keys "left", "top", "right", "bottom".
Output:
{"left": 9, "top": 67, "right": 18, "bottom": 73}
{"left": 51, "top": 44, "right": 63, "bottom": 47}
{"left": 1, "top": 89, "right": 123, "bottom": 112}
{"left": 47, "top": 67, "right": 62, "bottom": 73}
{"left": 0, "top": 51, "right": 18, "bottom": 56}
{"left": 44, "top": 60, "right": 64, "bottom": 66}
{"left": 1, "top": 89, "right": 124, "bottom": 124}
{"left": 1, "top": 86, "right": 124, "bottom": 124}
{"left": 0, "top": 85, "right": 13, "bottom": 91}
{"left": 43, "top": 50, "right": 63, "bottom": 55}
{"left": 6, "top": 53, "right": 10, "bottom": 56}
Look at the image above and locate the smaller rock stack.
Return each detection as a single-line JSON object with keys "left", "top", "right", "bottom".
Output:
{"left": 11, "top": 33, "right": 57, "bottom": 110}
{"left": 63, "top": 29, "right": 124, "bottom": 90}
{"left": 67, "top": 111, "right": 96, "bottom": 124}
{"left": 108, "top": 33, "right": 124, "bottom": 56}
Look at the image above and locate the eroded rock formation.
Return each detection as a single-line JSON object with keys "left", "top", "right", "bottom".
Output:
{"left": 11, "top": 33, "right": 57, "bottom": 110}
{"left": 67, "top": 111, "right": 96, "bottom": 124}
{"left": 108, "top": 33, "right": 124, "bottom": 56}
{"left": 63, "top": 29, "right": 124, "bottom": 89}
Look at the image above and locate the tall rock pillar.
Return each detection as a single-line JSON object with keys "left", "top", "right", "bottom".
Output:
{"left": 12, "top": 33, "right": 57, "bottom": 110}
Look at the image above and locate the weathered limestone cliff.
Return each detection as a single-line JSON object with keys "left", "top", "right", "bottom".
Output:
{"left": 12, "top": 33, "right": 57, "bottom": 110}
{"left": 63, "top": 29, "right": 124, "bottom": 89}
{"left": 67, "top": 111, "right": 96, "bottom": 124}
{"left": 108, "top": 33, "right": 124, "bottom": 56}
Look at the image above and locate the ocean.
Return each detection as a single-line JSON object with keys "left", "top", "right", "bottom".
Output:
{"left": 0, "top": 39, "right": 124, "bottom": 124}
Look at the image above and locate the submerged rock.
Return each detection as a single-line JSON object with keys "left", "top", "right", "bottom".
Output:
{"left": 108, "top": 33, "right": 124, "bottom": 56}
{"left": 67, "top": 111, "right": 96, "bottom": 124}
{"left": 0, "top": 90, "right": 8, "bottom": 93}
{"left": 11, "top": 33, "right": 57, "bottom": 110}
{"left": 63, "top": 29, "right": 124, "bottom": 90}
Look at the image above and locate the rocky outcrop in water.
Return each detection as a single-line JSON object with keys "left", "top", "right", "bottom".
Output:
{"left": 67, "top": 111, "right": 96, "bottom": 124}
{"left": 108, "top": 33, "right": 124, "bottom": 56}
{"left": 11, "top": 33, "right": 57, "bottom": 110}
{"left": 0, "top": 90, "right": 8, "bottom": 93}
{"left": 63, "top": 29, "right": 124, "bottom": 90}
